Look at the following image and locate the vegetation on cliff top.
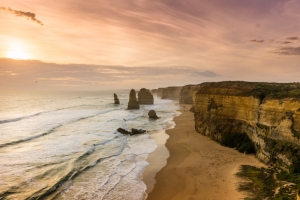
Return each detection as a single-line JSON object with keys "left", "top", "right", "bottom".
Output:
{"left": 237, "top": 165, "right": 299, "bottom": 200}
{"left": 197, "top": 81, "right": 300, "bottom": 100}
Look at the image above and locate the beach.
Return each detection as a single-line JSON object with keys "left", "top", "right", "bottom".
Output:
{"left": 145, "top": 105, "right": 265, "bottom": 200}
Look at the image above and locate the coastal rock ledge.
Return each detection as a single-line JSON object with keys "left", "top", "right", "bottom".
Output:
{"left": 127, "top": 89, "right": 140, "bottom": 109}
{"left": 138, "top": 88, "right": 154, "bottom": 104}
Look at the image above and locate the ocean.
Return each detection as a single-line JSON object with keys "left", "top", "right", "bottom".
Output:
{"left": 0, "top": 90, "right": 179, "bottom": 200}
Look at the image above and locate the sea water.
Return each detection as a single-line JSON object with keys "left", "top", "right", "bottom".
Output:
{"left": 0, "top": 90, "right": 179, "bottom": 200}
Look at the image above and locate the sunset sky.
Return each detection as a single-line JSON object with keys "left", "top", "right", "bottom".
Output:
{"left": 0, "top": 0, "right": 300, "bottom": 90}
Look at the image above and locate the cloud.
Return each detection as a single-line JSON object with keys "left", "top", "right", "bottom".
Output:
{"left": 0, "top": 7, "right": 43, "bottom": 26}
{"left": 249, "top": 39, "right": 264, "bottom": 43}
{"left": 272, "top": 46, "right": 300, "bottom": 55}
{"left": 286, "top": 37, "right": 299, "bottom": 40}
{"left": 198, "top": 70, "right": 220, "bottom": 77}
{"left": 276, "top": 41, "right": 292, "bottom": 44}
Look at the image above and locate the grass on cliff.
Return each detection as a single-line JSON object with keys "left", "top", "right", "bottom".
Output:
{"left": 220, "top": 132, "right": 255, "bottom": 154}
{"left": 236, "top": 165, "right": 299, "bottom": 200}
{"left": 200, "top": 81, "right": 300, "bottom": 100}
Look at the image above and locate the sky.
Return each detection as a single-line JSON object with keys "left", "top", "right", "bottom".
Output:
{"left": 0, "top": 0, "right": 300, "bottom": 90}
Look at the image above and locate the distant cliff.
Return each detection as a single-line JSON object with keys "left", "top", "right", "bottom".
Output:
{"left": 157, "top": 88, "right": 164, "bottom": 97}
{"left": 161, "top": 87, "right": 182, "bottom": 100}
{"left": 179, "top": 85, "right": 198, "bottom": 104}
{"left": 193, "top": 81, "right": 300, "bottom": 172}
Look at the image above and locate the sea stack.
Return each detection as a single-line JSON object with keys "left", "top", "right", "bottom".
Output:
{"left": 114, "top": 93, "right": 120, "bottom": 104}
{"left": 138, "top": 88, "right": 154, "bottom": 104}
{"left": 127, "top": 89, "right": 140, "bottom": 109}
{"left": 148, "top": 110, "right": 159, "bottom": 119}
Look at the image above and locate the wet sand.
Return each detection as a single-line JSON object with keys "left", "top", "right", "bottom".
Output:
{"left": 145, "top": 105, "right": 265, "bottom": 200}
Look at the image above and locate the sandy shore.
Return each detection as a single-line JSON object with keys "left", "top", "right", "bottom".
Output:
{"left": 145, "top": 105, "right": 265, "bottom": 200}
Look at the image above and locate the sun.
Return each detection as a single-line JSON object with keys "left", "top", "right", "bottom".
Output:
{"left": 6, "top": 42, "right": 31, "bottom": 60}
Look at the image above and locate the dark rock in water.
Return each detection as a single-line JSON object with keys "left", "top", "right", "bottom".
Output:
{"left": 138, "top": 88, "right": 154, "bottom": 104}
{"left": 114, "top": 93, "right": 120, "bottom": 104}
{"left": 148, "top": 110, "right": 159, "bottom": 119}
{"left": 127, "top": 89, "right": 139, "bottom": 109}
{"left": 131, "top": 128, "right": 146, "bottom": 135}
{"left": 117, "top": 128, "right": 146, "bottom": 136}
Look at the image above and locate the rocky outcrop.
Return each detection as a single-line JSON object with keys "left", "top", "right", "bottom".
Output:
{"left": 127, "top": 89, "right": 139, "bottom": 109}
{"left": 114, "top": 93, "right": 120, "bottom": 104}
{"left": 117, "top": 128, "right": 146, "bottom": 135}
{"left": 161, "top": 86, "right": 182, "bottom": 100}
{"left": 148, "top": 110, "right": 159, "bottom": 119}
{"left": 138, "top": 88, "right": 154, "bottom": 104}
{"left": 157, "top": 88, "right": 164, "bottom": 97}
{"left": 193, "top": 81, "right": 300, "bottom": 172}
{"left": 179, "top": 85, "right": 198, "bottom": 104}
{"left": 151, "top": 89, "right": 157, "bottom": 95}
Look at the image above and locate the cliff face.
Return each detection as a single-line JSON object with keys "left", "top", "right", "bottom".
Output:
{"left": 193, "top": 82, "right": 300, "bottom": 171}
{"left": 127, "top": 89, "right": 139, "bottom": 109}
{"left": 161, "top": 87, "right": 182, "bottom": 100}
{"left": 157, "top": 88, "right": 163, "bottom": 97}
{"left": 179, "top": 85, "right": 198, "bottom": 104}
{"left": 138, "top": 88, "right": 154, "bottom": 104}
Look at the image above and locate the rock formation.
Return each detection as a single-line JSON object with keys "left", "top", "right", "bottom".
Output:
{"left": 193, "top": 81, "right": 300, "bottom": 172}
{"left": 148, "top": 110, "right": 159, "bottom": 119}
{"left": 114, "top": 93, "right": 120, "bottom": 104}
{"left": 127, "top": 89, "right": 139, "bottom": 109}
{"left": 138, "top": 88, "right": 154, "bottom": 104}
{"left": 117, "top": 128, "right": 146, "bottom": 135}
{"left": 157, "top": 88, "right": 164, "bottom": 97}
{"left": 151, "top": 89, "right": 157, "bottom": 95}
{"left": 161, "top": 86, "right": 182, "bottom": 100}
{"left": 179, "top": 85, "right": 198, "bottom": 104}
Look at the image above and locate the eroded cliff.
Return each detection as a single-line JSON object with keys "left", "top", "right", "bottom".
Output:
{"left": 161, "top": 86, "right": 182, "bottom": 100}
{"left": 193, "top": 81, "right": 300, "bottom": 172}
{"left": 179, "top": 85, "right": 198, "bottom": 104}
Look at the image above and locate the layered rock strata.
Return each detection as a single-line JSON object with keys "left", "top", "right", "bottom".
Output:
{"left": 161, "top": 86, "right": 182, "bottom": 100}
{"left": 138, "top": 88, "right": 154, "bottom": 104}
{"left": 114, "top": 93, "right": 120, "bottom": 104}
{"left": 179, "top": 85, "right": 198, "bottom": 104}
{"left": 193, "top": 81, "right": 300, "bottom": 172}
{"left": 127, "top": 89, "right": 139, "bottom": 109}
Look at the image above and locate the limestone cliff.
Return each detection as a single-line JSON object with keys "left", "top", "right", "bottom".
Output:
{"left": 193, "top": 81, "right": 300, "bottom": 172}
{"left": 151, "top": 89, "right": 157, "bottom": 95}
{"left": 161, "top": 86, "right": 182, "bottom": 100}
{"left": 138, "top": 88, "right": 154, "bottom": 104}
{"left": 179, "top": 85, "right": 198, "bottom": 104}
{"left": 127, "top": 89, "right": 139, "bottom": 109}
{"left": 157, "top": 88, "right": 163, "bottom": 97}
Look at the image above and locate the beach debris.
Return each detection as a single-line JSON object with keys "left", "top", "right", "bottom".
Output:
{"left": 148, "top": 110, "right": 159, "bottom": 119}
{"left": 114, "top": 93, "right": 120, "bottom": 104}
{"left": 117, "top": 128, "right": 146, "bottom": 136}
{"left": 127, "top": 89, "right": 140, "bottom": 109}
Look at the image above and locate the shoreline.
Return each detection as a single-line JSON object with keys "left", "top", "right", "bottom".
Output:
{"left": 145, "top": 104, "right": 265, "bottom": 200}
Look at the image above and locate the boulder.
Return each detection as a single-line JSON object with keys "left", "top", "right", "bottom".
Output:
{"left": 138, "top": 88, "right": 154, "bottom": 104}
{"left": 114, "top": 93, "right": 120, "bottom": 104}
{"left": 127, "top": 89, "right": 139, "bottom": 109}
{"left": 148, "top": 110, "right": 159, "bottom": 119}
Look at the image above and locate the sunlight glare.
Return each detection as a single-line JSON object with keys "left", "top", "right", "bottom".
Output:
{"left": 6, "top": 42, "right": 31, "bottom": 60}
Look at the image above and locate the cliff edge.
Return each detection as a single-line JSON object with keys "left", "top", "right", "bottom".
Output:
{"left": 193, "top": 81, "right": 300, "bottom": 172}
